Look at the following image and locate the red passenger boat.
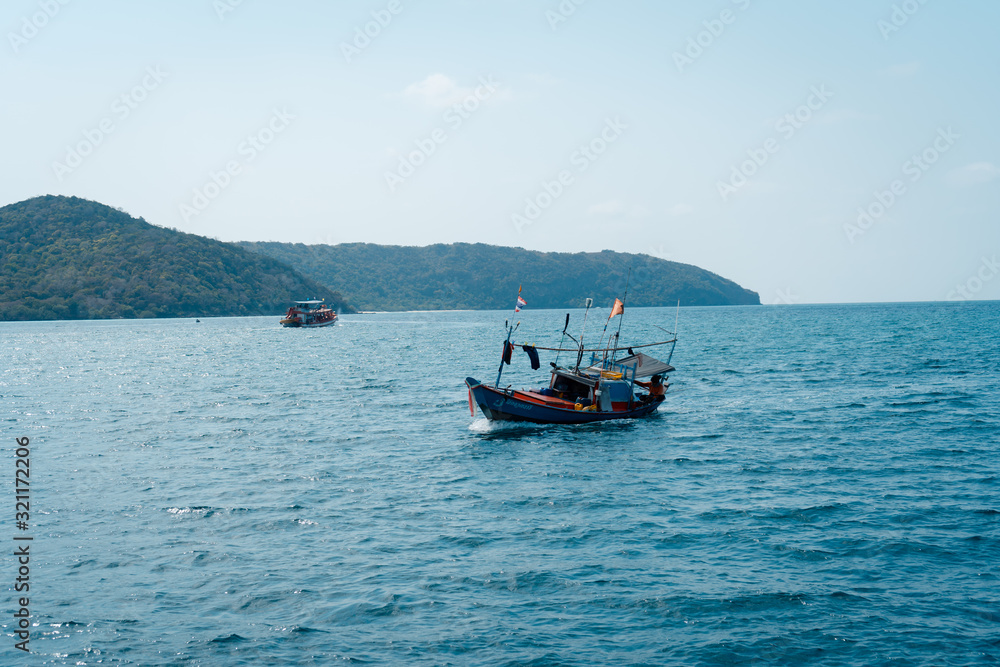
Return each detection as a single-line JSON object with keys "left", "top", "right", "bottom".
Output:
{"left": 280, "top": 300, "right": 337, "bottom": 328}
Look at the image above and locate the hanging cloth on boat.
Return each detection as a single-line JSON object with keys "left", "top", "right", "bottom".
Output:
{"left": 502, "top": 342, "right": 514, "bottom": 365}
{"left": 521, "top": 344, "right": 540, "bottom": 370}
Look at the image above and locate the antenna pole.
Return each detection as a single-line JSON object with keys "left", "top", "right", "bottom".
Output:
{"left": 555, "top": 312, "right": 570, "bottom": 366}
{"left": 667, "top": 300, "right": 680, "bottom": 365}
{"left": 496, "top": 285, "right": 525, "bottom": 385}
{"left": 576, "top": 298, "right": 593, "bottom": 371}
{"left": 496, "top": 320, "right": 517, "bottom": 387}
{"left": 610, "top": 267, "right": 631, "bottom": 364}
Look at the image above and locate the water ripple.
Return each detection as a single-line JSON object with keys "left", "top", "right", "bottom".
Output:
{"left": 2, "top": 303, "right": 999, "bottom": 665}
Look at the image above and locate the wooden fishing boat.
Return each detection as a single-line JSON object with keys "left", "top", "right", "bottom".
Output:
{"left": 467, "top": 288, "right": 677, "bottom": 424}
{"left": 280, "top": 300, "right": 337, "bottom": 328}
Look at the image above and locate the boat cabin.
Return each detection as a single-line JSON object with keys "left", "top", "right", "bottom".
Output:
{"left": 550, "top": 369, "right": 594, "bottom": 401}
{"left": 548, "top": 369, "right": 634, "bottom": 411}
{"left": 280, "top": 299, "right": 336, "bottom": 327}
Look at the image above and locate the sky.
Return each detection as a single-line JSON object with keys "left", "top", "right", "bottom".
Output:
{"left": 2, "top": 0, "right": 998, "bottom": 304}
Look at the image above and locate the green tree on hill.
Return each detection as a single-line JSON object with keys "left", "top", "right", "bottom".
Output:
{"left": 239, "top": 242, "right": 761, "bottom": 311}
{"left": 0, "top": 196, "right": 352, "bottom": 321}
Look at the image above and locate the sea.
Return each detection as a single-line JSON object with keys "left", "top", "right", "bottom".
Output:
{"left": 2, "top": 302, "right": 999, "bottom": 666}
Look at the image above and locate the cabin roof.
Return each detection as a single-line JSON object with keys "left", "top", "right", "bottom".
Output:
{"left": 589, "top": 352, "right": 674, "bottom": 379}
{"left": 551, "top": 369, "right": 599, "bottom": 387}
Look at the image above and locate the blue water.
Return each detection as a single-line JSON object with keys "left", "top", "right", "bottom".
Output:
{"left": 2, "top": 302, "right": 999, "bottom": 665}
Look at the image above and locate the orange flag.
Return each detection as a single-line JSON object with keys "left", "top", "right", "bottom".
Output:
{"left": 608, "top": 298, "right": 624, "bottom": 319}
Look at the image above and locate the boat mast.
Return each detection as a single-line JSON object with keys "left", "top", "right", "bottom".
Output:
{"left": 609, "top": 267, "right": 631, "bottom": 365}
{"left": 495, "top": 319, "right": 518, "bottom": 387}
{"left": 575, "top": 297, "right": 593, "bottom": 371}
{"left": 496, "top": 285, "right": 525, "bottom": 386}
{"left": 667, "top": 299, "right": 680, "bottom": 365}
{"left": 555, "top": 313, "right": 570, "bottom": 367}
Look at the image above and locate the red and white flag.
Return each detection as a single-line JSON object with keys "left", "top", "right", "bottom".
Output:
{"left": 515, "top": 287, "right": 527, "bottom": 312}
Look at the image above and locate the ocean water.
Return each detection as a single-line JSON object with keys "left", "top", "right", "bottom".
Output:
{"left": 2, "top": 302, "right": 999, "bottom": 666}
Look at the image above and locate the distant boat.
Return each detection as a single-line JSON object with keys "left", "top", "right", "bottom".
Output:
{"left": 280, "top": 300, "right": 337, "bottom": 328}
{"left": 466, "top": 286, "right": 677, "bottom": 424}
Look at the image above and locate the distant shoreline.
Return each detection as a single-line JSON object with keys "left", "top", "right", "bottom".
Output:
{"left": 3, "top": 300, "right": 997, "bottom": 325}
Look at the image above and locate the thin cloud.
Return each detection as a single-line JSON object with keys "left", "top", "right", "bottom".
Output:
{"left": 402, "top": 74, "right": 473, "bottom": 108}
{"left": 401, "top": 73, "right": 510, "bottom": 108}
{"left": 879, "top": 61, "right": 920, "bottom": 77}
{"left": 948, "top": 162, "right": 1000, "bottom": 187}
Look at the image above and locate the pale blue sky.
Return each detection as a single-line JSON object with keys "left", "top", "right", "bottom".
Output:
{"left": 3, "top": 1, "right": 998, "bottom": 303}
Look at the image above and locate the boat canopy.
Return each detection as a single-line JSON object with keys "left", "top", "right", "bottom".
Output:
{"left": 589, "top": 352, "right": 674, "bottom": 379}
{"left": 552, "top": 368, "right": 599, "bottom": 388}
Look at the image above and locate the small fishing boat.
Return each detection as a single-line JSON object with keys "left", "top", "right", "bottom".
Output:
{"left": 466, "top": 286, "right": 677, "bottom": 424}
{"left": 280, "top": 300, "right": 337, "bottom": 328}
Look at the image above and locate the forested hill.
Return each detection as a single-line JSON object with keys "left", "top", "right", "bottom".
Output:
{"left": 239, "top": 242, "right": 761, "bottom": 311}
{"left": 0, "top": 196, "right": 351, "bottom": 321}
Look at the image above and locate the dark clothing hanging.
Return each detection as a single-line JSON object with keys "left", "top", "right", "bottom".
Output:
{"left": 521, "top": 344, "right": 540, "bottom": 370}
{"left": 502, "top": 342, "right": 514, "bottom": 365}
